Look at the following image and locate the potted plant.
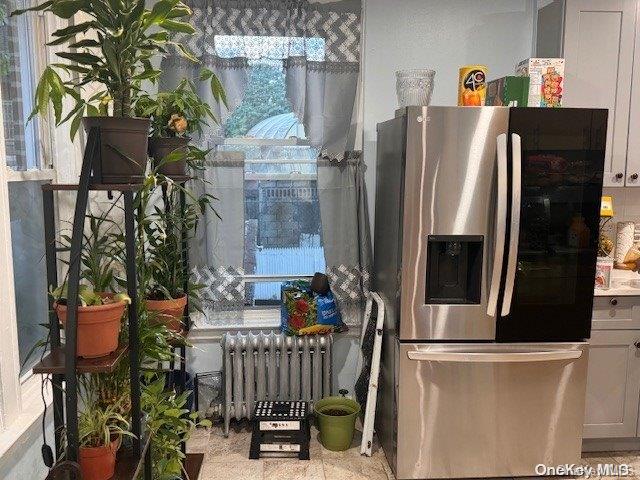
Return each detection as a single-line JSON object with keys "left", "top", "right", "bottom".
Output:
{"left": 138, "top": 174, "right": 214, "bottom": 333}
{"left": 54, "top": 213, "right": 130, "bottom": 358}
{"left": 134, "top": 70, "right": 225, "bottom": 177}
{"left": 142, "top": 373, "right": 210, "bottom": 478}
{"left": 11, "top": 0, "right": 197, "bottom": 183}
{"left": 77, "top": 391, "right": 132, "bottom": 480}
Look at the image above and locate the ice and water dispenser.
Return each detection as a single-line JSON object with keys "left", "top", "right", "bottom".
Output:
{"left": 425, "top": 235, "right": 483, "bottom": 304}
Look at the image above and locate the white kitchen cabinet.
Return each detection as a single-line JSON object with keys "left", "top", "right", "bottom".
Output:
{"left": 563, "top": 0, "right": 637, "bottom": 186}
{"left": 592, "top": 296, "right": 640, "bottom": 330}
{"left": 626, "top": 1, "right": 640, "bottom": 185}
{"left": 583, "top": 330, "right": 640, "bottom": 438}
{"left": 538, "top": 0, "right": 638, "bottom": 186}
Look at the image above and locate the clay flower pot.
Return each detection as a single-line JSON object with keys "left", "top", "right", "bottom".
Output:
{"left": 55, "top": 296, "right": 126, "bottom": 358}
{"left": 79, "top": 438, "right": 120, "bottom": 480}
{"left": 145, "top": 294, "right": 187, "bottom": 333}
{"left": 148, "top": 136, "right": 190, "bottom": 178}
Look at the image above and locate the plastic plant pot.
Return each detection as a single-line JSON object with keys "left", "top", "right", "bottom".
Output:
{"left": 314, "top": 396, "right": 361, "bottom": 451}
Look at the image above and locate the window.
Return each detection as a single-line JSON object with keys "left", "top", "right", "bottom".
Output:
{"left": 0, "top": 0, "right": 56, "bottom": 437}
{"left": 217, "top": 35, "right": 326, "bottom": 307}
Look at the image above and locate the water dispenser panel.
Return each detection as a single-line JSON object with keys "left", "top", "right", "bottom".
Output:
{"left": 425, "top": 235, "right": 483, "bottom": 304}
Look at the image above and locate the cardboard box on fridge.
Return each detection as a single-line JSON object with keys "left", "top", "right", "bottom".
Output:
{"left": 516, "top": 58, "right": 565, "bottom": 107}
{"left": 486, "top": 76, "right": 530, "bottom": 107}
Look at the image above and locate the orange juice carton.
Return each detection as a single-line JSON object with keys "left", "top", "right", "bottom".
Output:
{"left": 515, "top": 58, "right": 564, "bottom": 108}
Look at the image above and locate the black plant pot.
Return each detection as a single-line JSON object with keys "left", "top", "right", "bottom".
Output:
{"left": 148, "top": 136, "right": 189, "bottom": 178}
{"left": 82, "top": 116, "right": 151, "bottom": 184}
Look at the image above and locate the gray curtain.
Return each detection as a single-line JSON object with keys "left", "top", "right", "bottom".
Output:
{"left": 191, "top": 151, "right": 246, "bottom": 317}
{"left": 163, "top": 0, "right": 368, "bottom": 323}
{"left": 317, "top": 152, "right": 371, "bottom": 325}
{"left": 163, "top": 0, "right": 362, "bottom": 155}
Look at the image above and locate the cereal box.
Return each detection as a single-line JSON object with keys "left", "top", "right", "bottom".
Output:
{"left": 515, "top": 58, "right": 564, "bottom": 107}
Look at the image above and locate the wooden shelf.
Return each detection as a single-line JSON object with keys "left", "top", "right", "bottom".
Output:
{"left": 184, "top": 453, "right": 205, "bottom": 480}
{"left": 41, "top": 175, "right": 191, "bottom": 192}
{"left": 33, "top": 344, "right": 128, "bottom": 374}
{"left": 113, "top": 434, "right": 151, "bottom": 480}
{"left": 42, "top": 183, "right": 144, "bottom": 192}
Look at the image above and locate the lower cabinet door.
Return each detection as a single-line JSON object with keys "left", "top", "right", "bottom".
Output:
{"left": 584, "top": 330, "right": 640, "bottom": 438}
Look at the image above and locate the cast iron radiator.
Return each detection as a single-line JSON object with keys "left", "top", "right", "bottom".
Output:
{"left": 221, "top": 332, "right": 333, "bottom": 435}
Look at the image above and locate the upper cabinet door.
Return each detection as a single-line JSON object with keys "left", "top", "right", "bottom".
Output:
{"left": 625, "top": 1, "right": 640, "bottom": 186}
{"left": 563, "top": 0, "right": 636, "bottom": 187}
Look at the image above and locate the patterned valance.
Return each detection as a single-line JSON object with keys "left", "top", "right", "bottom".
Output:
{"left": 183, "top": 0, "right": 361, "bottom": 63}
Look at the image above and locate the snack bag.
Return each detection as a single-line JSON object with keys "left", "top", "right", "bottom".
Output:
{"left": 316, "top": 289, "right": 343, "bottom": 328}
{"left": 280, "top": 274, "right": 345, "bottom": 335}
{"left": 281, "top": 280, "right": 318, "bottom": 335}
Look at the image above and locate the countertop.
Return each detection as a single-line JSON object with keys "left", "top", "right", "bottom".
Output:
{"left": 594, "top": 269, "right": 640, "bottom": 297}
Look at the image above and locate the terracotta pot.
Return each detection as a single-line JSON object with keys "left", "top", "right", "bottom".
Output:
{"left": 55, "top": 296, "right": 126, "bottom": 358}
{"left": 82, "top": 117, "right": 151, "bottom": 184}
{"left": 148, "top": 136, "right": 190, "bottom": 178}
{"left": 79, "top": 438, "right": 120, "bottom": 480}
{"left": 145, "top": 294, "right": 187, "bottom": 333}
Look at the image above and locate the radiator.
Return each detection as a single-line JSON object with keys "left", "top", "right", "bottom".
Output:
{"left": 221, "top": 332, "right": 333, "bottom": 435}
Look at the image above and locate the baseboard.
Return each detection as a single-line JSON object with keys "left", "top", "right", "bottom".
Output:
{"left": 582, "top": 437, "right": 640, "bottom": 452}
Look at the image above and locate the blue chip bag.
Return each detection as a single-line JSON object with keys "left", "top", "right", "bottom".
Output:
{"left": 316, "top": 290, "right": 342, "bottom": 327}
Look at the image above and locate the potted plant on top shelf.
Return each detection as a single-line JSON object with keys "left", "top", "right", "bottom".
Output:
{"left": 11, "top": 0, "right": 198, "bottom": 183}
{"left": 134, "top": 70, "right": 225, "bottom": 178}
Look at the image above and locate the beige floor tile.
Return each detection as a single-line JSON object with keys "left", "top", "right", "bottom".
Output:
{"left": 187, "top": 428, "right": 211, "bottom": 454}
{"left": 263, "top": 459, "right": 325, "bottom": 480}
{"left": 200, "top": 459, "right": 263, "bottom": 480}
{"left": 206, "top": 425, "right": 254, "bottom": 463}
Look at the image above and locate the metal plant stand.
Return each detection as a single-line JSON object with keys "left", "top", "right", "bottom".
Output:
{"left": 34, "top": 126, "right": 200, "bottom": 479}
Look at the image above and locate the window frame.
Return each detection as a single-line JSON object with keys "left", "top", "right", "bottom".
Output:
{"left": 0, "top": 6, "right": 65, "bottom": 445}
{"left": 195, "top": 135, "right": 322, "bottom": 328}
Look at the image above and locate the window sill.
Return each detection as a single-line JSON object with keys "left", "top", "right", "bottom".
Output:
{"left": 0, "top": 374, "right": 51, "bottom": 460}
{"left": 191, "top": 308, "right": 281, "bottom": 341}
{"left": 190, "top": 309, "right": 361, "bottom": 341}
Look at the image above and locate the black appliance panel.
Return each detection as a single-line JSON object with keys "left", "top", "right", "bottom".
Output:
{"left": 497, "top": 108, "right": 607, "bottom": 342}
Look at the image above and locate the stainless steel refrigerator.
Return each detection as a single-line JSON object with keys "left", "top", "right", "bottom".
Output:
{"left": 374, "top": 106, "right": 607, "bottom": 479}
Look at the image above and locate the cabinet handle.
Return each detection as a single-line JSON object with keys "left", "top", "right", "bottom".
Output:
{"left": 616, "top": 172, "right": 624, "bottom": 179}
{"left": 632, "top": 173, "right": 639, "bottom": 181}
{"left": 634, "top": 341, "right": 640, "bottom": 349}
{"left": 610, "top": 298, "right": 618, "bottom": 306}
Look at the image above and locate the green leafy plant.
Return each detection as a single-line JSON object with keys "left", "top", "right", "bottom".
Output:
{"left": 142, "top": 373, "right": 210, "bottom": 479}
{"left": 139, "top": 174, "right": 216, "bottom": 309}
{"left": 53, "top": 211, "right": 129, "bottom": 306}
{"left": 77, "top": 379, "right": 133, "bottom": 448}
{"left": 11, "top": 0, "right": 198, "bottom": 138}
{"left": 134, "top": 72, "right": 225, "bottom": 138}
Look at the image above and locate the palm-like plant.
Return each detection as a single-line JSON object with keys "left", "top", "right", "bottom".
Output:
{"left": 11, "top": 0, "right": 197, "bottom": 138}
{"left": 142, "top": 176, "right": 215, "bottom": 310}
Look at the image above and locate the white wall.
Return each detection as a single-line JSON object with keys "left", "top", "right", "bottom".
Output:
{"left": 0, "top": 413, "right": 52, "bottom": 480}
{"left": 362, "top": 0, "right": 536, "bottom": 227}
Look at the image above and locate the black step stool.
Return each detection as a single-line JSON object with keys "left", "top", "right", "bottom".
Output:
{"left": 249, "top": 401, "right": 310, "bottom": 460}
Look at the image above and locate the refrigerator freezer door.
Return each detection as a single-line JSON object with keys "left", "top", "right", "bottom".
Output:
{"left": 400, "top": 106, "right": 510, "bottom": 341}
{"left": 497, "top": 108, "right": 608, "bottom": 342}
{"left": 395, "top": 342, "right": 588, "bottom": 479}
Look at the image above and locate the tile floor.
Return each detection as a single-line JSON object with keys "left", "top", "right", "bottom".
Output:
{"left": 187, "top": 424, "right": 640, "bottom": 479}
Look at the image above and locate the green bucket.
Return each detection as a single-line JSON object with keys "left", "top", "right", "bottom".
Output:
{"left": 314, "top": 396, "right": 361, "bottom": 451}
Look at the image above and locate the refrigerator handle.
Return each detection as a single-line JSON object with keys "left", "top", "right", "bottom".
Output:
{"left": 407, "top": 349, "right": 582, "bottom": 363}
{"left": 501, "top": 133, "right": 522, "bottom": 316}
{"left": 487, "top": 133, "right": 508, "bottom": 317}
